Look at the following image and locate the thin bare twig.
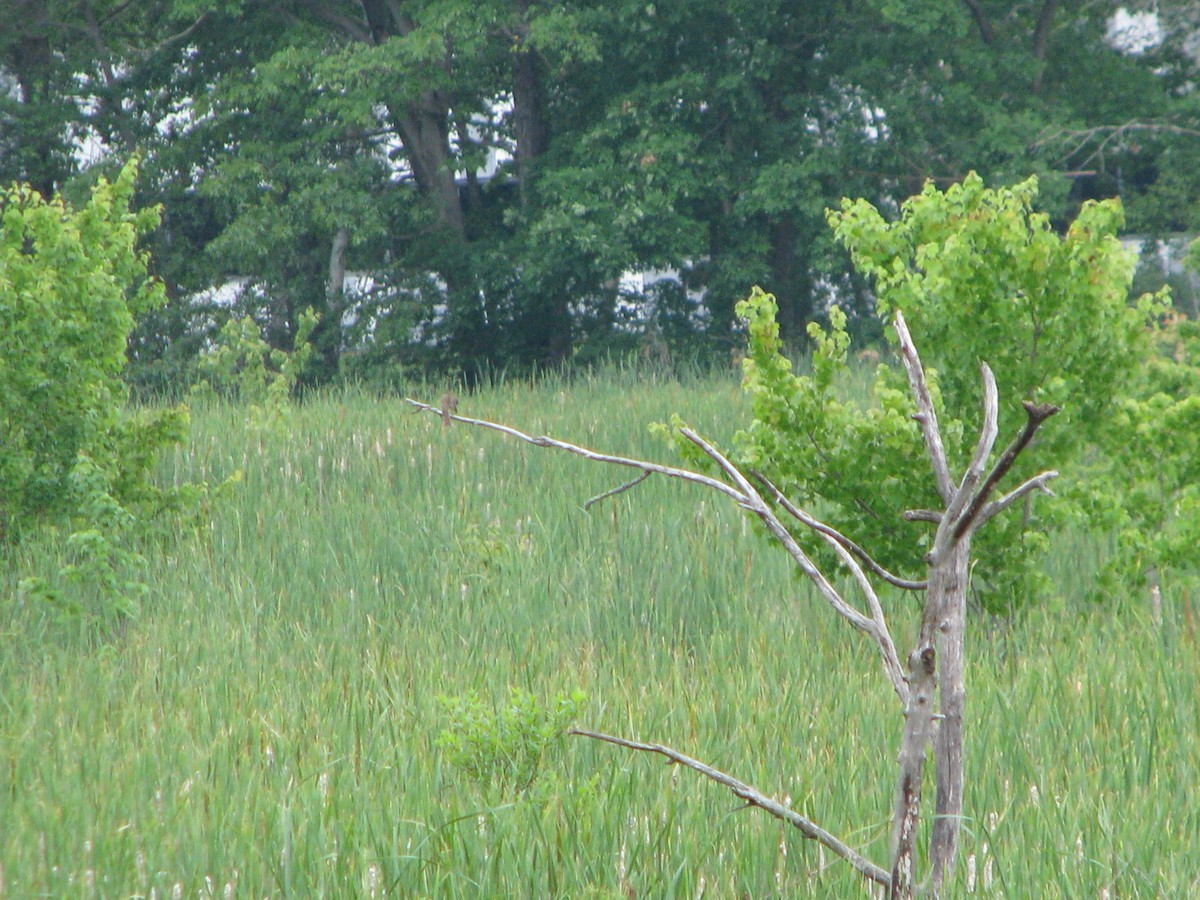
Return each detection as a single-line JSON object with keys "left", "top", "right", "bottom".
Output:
{"left": 570, "top": 728, "right": 891, "bottom": 889}
{"left": 584, "top": 471, "right": 653, "bottom": 510}
{"left": 1032, "top": 121, "right": 1200, "bottom": 169}
{"left": 979, "top": 471, "right": 1059, "bottom": 525}
{"left": 404, "top": 399, "right": 743, "bottom": 503}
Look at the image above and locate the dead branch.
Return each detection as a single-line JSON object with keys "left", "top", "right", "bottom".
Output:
{"left": 407, "top": 397, "right": 909, "bottom": 702}
{"left": 1032, "top": 121, "right": 1200, "bottom": 169}
{"left": 751, "top": 470, "right": 927, "bottom": 591}
{"left": 570, "top": 728, "right": 892, "bottom": 890}
{"left": 978, "top": 471, "right": 1059, "bottom": 525}
{"left": 584, "top": 471, "right": 653, "bottom": 510}
{"left": 902, "top": 509, "right": 942, "bottom": 524}
{"left": 952, "top": 401, "right": 1060, "bottom": 542}
{"left": 893, "top": 311, "right": 955, "bottom": 504}
{"left": 405, "top": 399, "right": 742, "bottom": 502}
{"left": 927, "top": 363, "right": 1000, "bottom": 565}
{"left": 946, "top": 363, "right": 999, "bottom": 526}
{"left": 746, "top": 471, "right": 904, "bottom": 691}
{"left": 678, "top": 428, "right": 908, "bottom": 704}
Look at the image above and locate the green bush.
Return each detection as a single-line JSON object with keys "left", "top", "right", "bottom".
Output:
{"left": 1, "top": 159, "right": 189, "bottom": 616}
{"left": 436, "top": 689, "right": 586, "bottom": 798}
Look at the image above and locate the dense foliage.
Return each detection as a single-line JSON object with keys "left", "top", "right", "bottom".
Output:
{"left": 3, "top": 1, "right": 1200, "bottom": 381}
{"left": 0, "top": 159, "right": 190, "bottom": 617}
{"left": 0, "top": 159, "right": 185, "bottom": 537}
{"left": 734, "top": 176, "right": 1170, "bottom": 608}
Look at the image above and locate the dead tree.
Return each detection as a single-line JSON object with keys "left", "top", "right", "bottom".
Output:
{"left": 406, "top": 310, "right": 1058, "bottom": 898}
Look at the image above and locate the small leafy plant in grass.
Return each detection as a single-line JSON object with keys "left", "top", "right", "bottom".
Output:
{"left": 191, "top": 308, "right": 317, "bottom": 428}
{"left": 437, "top": 689, "right": 586, "bottom": 799}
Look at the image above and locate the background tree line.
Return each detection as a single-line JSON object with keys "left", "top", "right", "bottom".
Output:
{"left": 3, "top": 0, "right": 1199, "bottom": 387}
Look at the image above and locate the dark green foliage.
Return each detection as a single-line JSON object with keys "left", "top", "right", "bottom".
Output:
{"left": 8, "top": 2, "right": 1200, "bottom": 387}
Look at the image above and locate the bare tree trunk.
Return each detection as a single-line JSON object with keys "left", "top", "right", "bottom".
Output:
{"left": 891, "top": 645, "right": 937, "bottom": 899}
{"left": 926, "top": 537, "right": 971, "bottom": 893}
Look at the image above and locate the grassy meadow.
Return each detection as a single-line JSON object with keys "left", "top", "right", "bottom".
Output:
{"left": 2, "top": 366, "right": 1198, "bottom": 897}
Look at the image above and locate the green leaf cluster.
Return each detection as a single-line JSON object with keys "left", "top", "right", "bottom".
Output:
{"left": 733, "top": 287, "right": 939, "bottom": 582}
{"left": 436, "top": 689, "right": 586, "bottom": 799}
{"left": 192, "top": 308, "right": 317, "bottom": 427}
{"left": 1089, "top": 313, "right": 1200, "bottom": 598}
{"left": 829, "top": 173, "right": 1165, "bottom": 451}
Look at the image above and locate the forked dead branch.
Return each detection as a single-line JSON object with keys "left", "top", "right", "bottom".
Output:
{"left": 406, "top": 310, "right": 1059, "bottom": 898}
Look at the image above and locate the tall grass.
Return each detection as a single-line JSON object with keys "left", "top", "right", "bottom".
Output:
{"left": 1, "top": 367, "right": 1197, "bottom": 897}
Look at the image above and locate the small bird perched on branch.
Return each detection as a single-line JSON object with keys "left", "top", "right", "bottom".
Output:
{"left": 440, "top": 391, "right": 458, "bottom": 428}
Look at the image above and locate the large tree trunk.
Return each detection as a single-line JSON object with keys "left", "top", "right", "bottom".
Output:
{"left": 768, "top": 213, "right": 810, "bottom": 343}
{"left": 357, "top": 0, "right": 465, "bottom": 238}
{"left": 392, "top": 103, "right": 465, "bottom": 236}
{"left": 511, "top": 0, "right": 551, "bottom": 211}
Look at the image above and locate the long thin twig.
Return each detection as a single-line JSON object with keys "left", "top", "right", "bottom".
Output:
{"left": 405, "top": 399, "right": 743, "bottom": 502}
{"left": 570, "top": 728, "right": 891, "bottom": 889}
{"left": 584, "top": 471, "right": 653, "bottom": 510}
{"left": 1033, "top": 120, "right": 1200, "bottom": 168}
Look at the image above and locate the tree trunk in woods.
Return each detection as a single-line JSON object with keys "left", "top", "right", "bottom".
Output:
{"left": 511, "top": 1, "right": 551, "bottom": 211}
{"left": 510, "top": 0, "right": 572, "bottom": 367}
{"left": 311, "top": 225, "right": 351, "bottom": 377}
{"left": 3, "top": 3, "right": 67, "bottom": 198}
{"left": 768, "top": 213, "right": 810, "bottom": 344}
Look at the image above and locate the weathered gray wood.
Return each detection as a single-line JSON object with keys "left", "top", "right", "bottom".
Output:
{"left": 893, "top": 311, "right": 955, "bottom": 504}
{"left": 891, "top": 645, "right": 937, "bottom": 899}
{"left": 925, "top": 537, "right": 971, "bottom": 894}
{"left": 570, "top": 729, "right": 892, "bottom": 889}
